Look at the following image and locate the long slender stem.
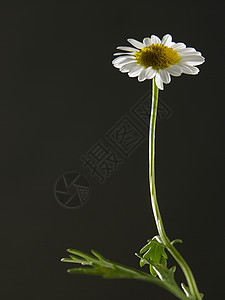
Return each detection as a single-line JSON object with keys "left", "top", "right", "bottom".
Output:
{"left": 149, "top": 77, "right": 201, "bottom": 300}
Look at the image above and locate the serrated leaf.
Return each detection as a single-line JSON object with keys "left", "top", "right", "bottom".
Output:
{"left": 138, "top": 236, "right": 168, "bottom": 276}
{"left": 62, "top": 249, "right": 160, "bottom": 283}
{"left": 135, "top": 253, "right": 188, "bottom": 300}
{"left": 62, "top": 249, "right": 188, "bottom": 300}
{"left": 137, "top": 254, "right": 176, "bottom": 284}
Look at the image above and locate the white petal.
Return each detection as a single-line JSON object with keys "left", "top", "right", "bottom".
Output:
{"left": 120, "top": 62, "right": 138, "bottom": 73}
{"left": 112, "top": 56, "right": 135, "bottom": 65}
{"left": 143, "top": 37, "right": 152, "bottom": 46}
{"left": 127, "top": 38, "right": 145, "bottom": 49}
{"left": 162, "top": 34, "right": 172, "bottom": 46}
{"left": 145, "top": 67, "right": 156, "bottom": 79}
{"left": 166, "top": 65, "right": 183, "bottom": 77}
{"left": 178, "top": 63, "right": 200, "bottom": 75}
{"left": 180, "top": 55, "right": 205, "bottom": 66}
{"left": 177, "top": 47, "right": 200, "bottom": 55}
{"left": 114, "top": 63, "right": 130, "bottom": 69}
{"left": 172, "top": 43, "right": 186, "bottom": 50}
{"left": 155, "top": 73, "right": 164, "bottom": 90}
{"left": 138, "top": 68, "right": 147, "bottom": 82}
{"left": 186, "top": 66, "right": 199, "bottom": 75}
{"left": 113, "top": 52, "right": 136, "bottom": 56}
{"left": 176, "top": 63, "right": 193, "bottom": 73}
{"left": 151, "top": 35, "right": 161, "bottom": 44}
{"left": 113, "top": 59, "right": 136, "bottom": 68}
{"left": 113, "top": 60, "right": 135, "bottom": 68}
{"left": 117, "top": 46, "right": 138, "bottom": 52}
{"left": 128, "top": 65, "right": 143, "bottom": 77}
{"left": 179, "top": 51, "right": 202, "bottom": 57}
{"left": 159, "top": 69, "right": 171, "bottom": 84}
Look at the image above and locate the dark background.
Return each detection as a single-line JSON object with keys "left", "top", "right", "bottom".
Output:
{"left": 0, "top": 1, "right": 224, "bottom": 299}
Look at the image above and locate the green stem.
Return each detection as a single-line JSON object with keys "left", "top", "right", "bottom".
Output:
{"left": 149, "top": 77, "right": 201, "bottom": 300}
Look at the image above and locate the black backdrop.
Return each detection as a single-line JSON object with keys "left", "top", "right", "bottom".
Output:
{"left": 1, "top": 1, "right": 224, "bottom": 299}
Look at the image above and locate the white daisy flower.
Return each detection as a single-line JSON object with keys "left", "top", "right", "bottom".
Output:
{"left": 112, "top": 34, "right": 205, "bottom": 90}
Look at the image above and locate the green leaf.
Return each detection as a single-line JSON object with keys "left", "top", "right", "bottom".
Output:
{"left": 136, "top": 253, "right": 175, "bottom": 284}
{"left": 61, "top": 249, "right": 189, "bottom": 300}
{"left": 138, "top": 236, "right": 168, "bottom": 276}
{"left": 135, "top": 253, "right": 189, "bottom": 300}
{"left": 62, "top": 249, "right": 160, "bottom": 282}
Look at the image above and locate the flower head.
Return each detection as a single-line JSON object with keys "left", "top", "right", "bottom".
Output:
{"left": 112, "top": 34, "right": 205, "bottom": 90}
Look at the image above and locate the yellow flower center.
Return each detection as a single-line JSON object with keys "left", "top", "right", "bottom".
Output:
{"left": 135, "top": 43, "right": 180, "bottom": 70}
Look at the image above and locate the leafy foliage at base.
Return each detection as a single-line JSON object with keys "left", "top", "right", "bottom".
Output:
{"left": 61, "top": 248, "right": 190, "bottom": 300}
{"left": 61, "top": 249, "right": 160, "bottom": 281}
